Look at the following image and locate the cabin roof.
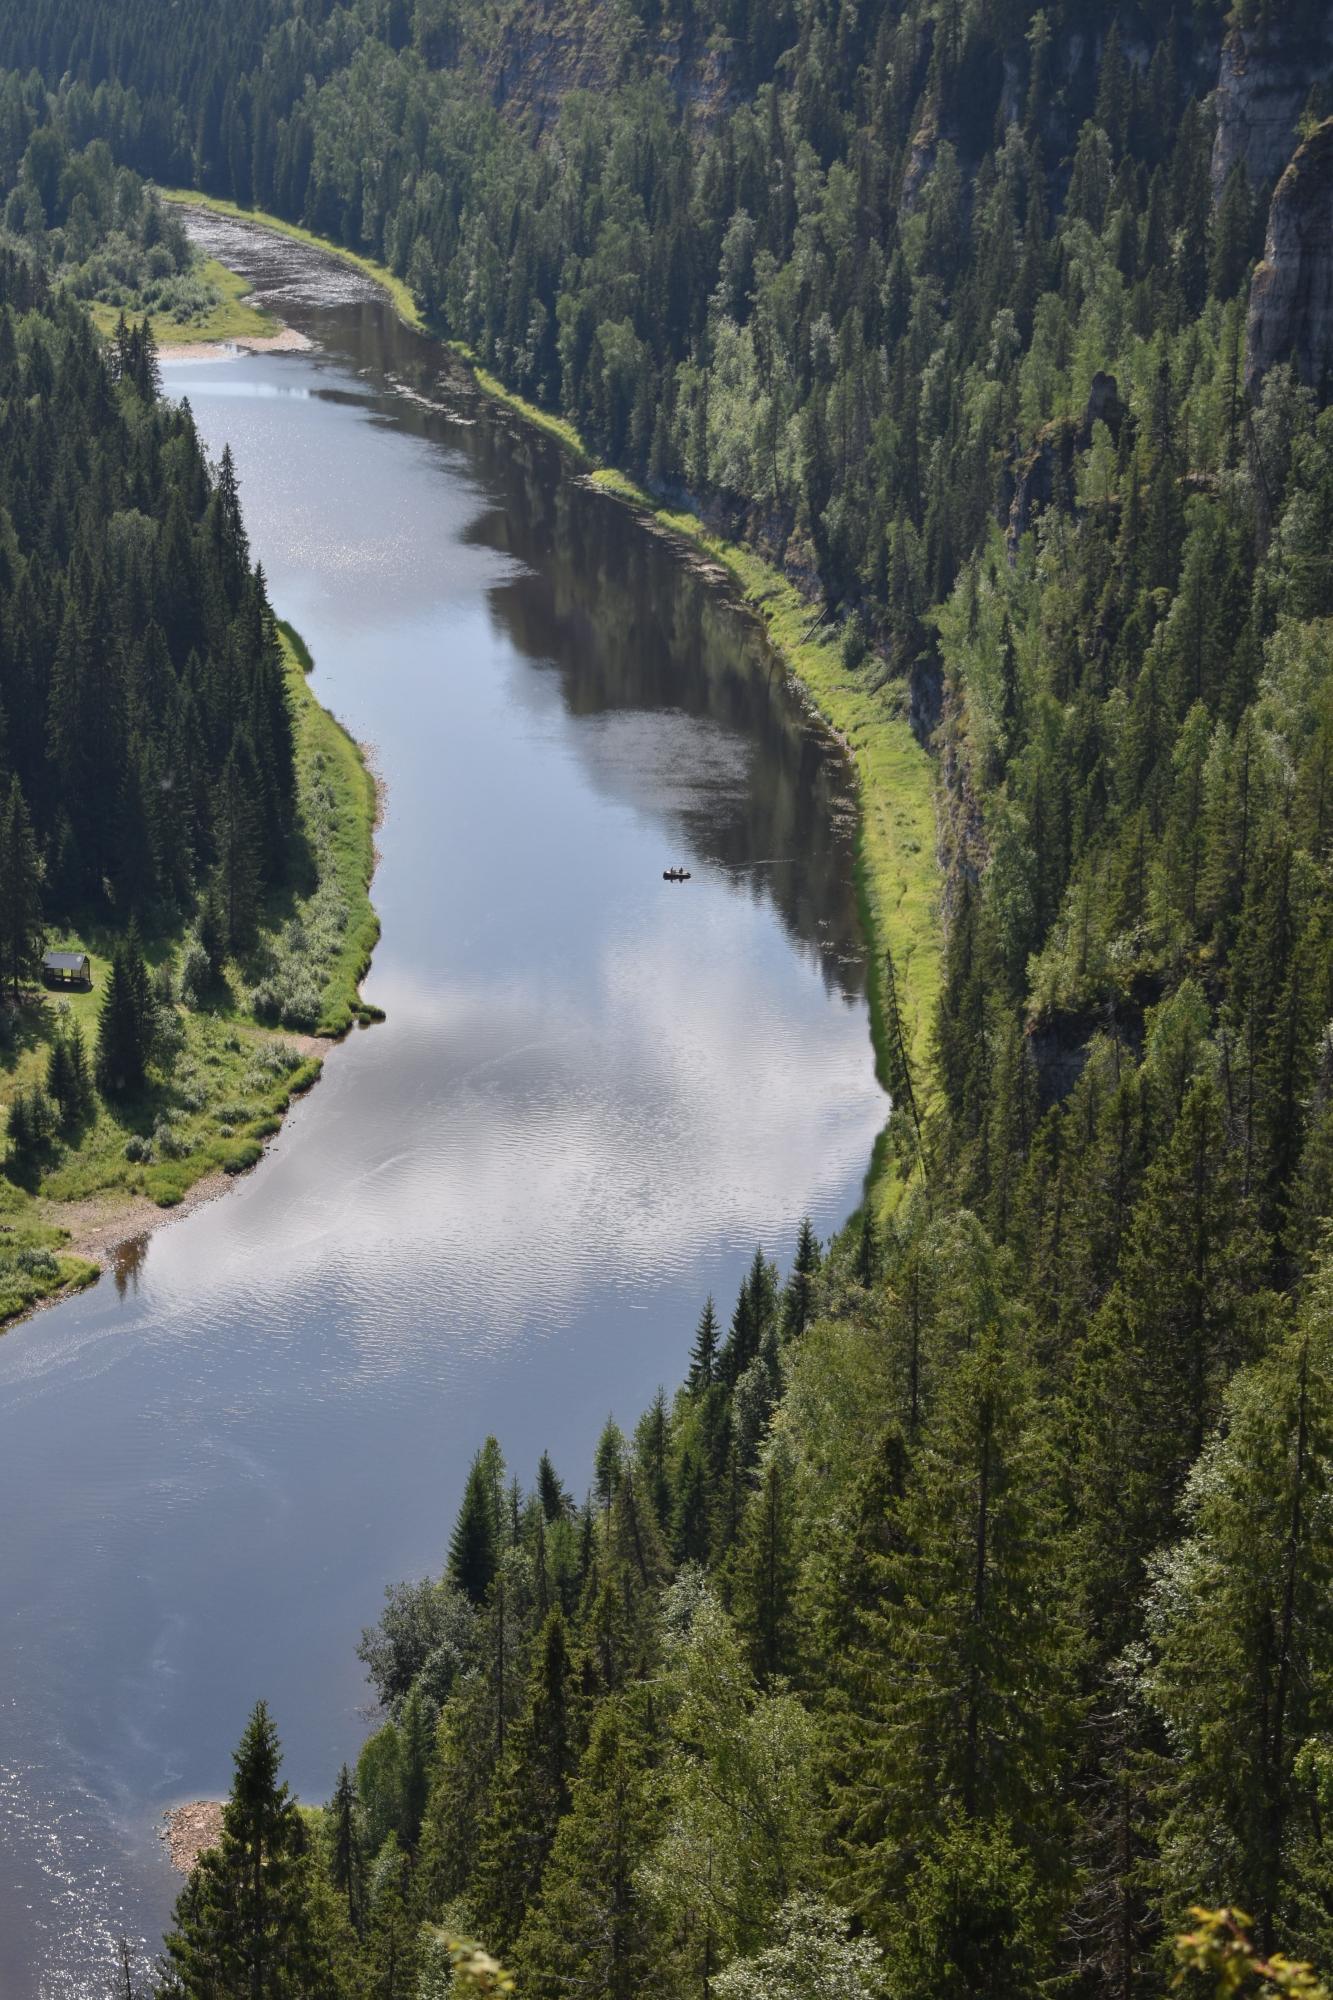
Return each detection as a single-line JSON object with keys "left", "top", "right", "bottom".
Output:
{"left": 43, "top": 950, "right": 90, "bottom": 973}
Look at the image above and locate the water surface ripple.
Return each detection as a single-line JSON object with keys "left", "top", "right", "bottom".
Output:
{"left": 0, "top": 216, "right": 885, "bottom": 1995}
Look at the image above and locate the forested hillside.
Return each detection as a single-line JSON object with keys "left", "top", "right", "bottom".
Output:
{"left": 6, "top": 0, "right": 1333, "bottom": 1994}
{"left": 0, "top": 85, "right": 273, "bottom": 338}
{"left": 0, "top": 292, "right": 294, "bottom": 929}
{"left": 0, "top": 162, "right": 376, "bottom": 1324}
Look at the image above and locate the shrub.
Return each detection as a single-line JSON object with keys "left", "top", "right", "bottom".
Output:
{"left": 123, "top": 1133, "right": 153, "bottom": 1163}
{"left": 153, "top": 1119, "right": 188, "bottom": 1160}
{"left": 244, "top": 1042, "right": 305, "bottom": 1090}
{"left": 16, "top": 1247, "right": 59, "bottom": 1280}
{"left": 179, "top": 940, "right": 211, "bottom": 1008}
{"left": 841, "top": 611, "right": 869, "bottom": 670}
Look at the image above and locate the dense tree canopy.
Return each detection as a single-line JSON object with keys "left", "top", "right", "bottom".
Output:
{"left": 6, "top": 0, "right": 1333, "bottom": 1992}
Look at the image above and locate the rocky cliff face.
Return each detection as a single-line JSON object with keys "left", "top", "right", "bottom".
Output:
{"left": 484, "top": 0, "right": 730, "bottom": 128}
{"left": 1212, "top": 11, "right": 1333, "bottom": 200}
{"left": 1247, "top": 117, "right": 1333, "bottom": 392}
{"left": 1004, "top": 372, "right": 1125, "bottom": 554}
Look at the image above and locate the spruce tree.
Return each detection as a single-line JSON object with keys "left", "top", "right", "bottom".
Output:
{"left": 1073, "top": 1067, "right": 1274, "bottom": 1648}
{"left": 840, "top": 1320, "right": 1080, "bottom": 1959}
{"left": 328, "top": 1764, "right": 363, "bottom": 1937}
{"left": 449, "top": 1448, "right": 500, "bottom": 1605}
{"left": 212, "top": 736, "right": 264, "bottom": 954}
{"left": 537, "top": 1450, "right": 568, "bottom": 1523}
{"left": 158, "top": 1700, "right": 333, "bottom": 1998}
{"left": 514, "top": 1702, "right": 665, "bottom": 2000}
{"left": 687, "top": 1296, "right": 720, "bottom": 1391}
{"left": 363, "top": 1838, "right": 420, "bottom": 2000}
{"left": 855, "top": 1205, "right": 879, "bottom": 1288}
{"left": 1146, "top": 1264, "right": 1333, "bottom": 1964}
{"left": 96, "top": 928, "right": 155, "bottom": 1097}
{"left": 720, "top": 1256, "right": 775, "bottom": 1384}
{"left": 594, "top": 1417, "right": 625, "bottom": 1516}
{"left": 472, "top": 1608, "right": 579, "bottom": 1956}
{"left": 731, "top": 1446, "right": 798, "bottom": 1684}
{"left": 397, "top": 1681, "right": 437, "bottom": 1851}
{"left": 781, "top": 1219, "right": 821, "bottom": 1341}
{"left": 634, "top": 1389, "right": 672, "bottom": 1527}
{"left": 45, "top": 1016, "right": 93, "bottom": 1127}
{"left": 0, "top": 776, "right": 43, "bottom": 996}
{"left": 884, "top": 945, "right": 926, "bottom": 1173}
{"left": 672, "top": 1441, "right": 712, "bottom": 1566}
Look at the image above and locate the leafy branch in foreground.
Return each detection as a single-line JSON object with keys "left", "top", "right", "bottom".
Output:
{"left": 1176, "top": 1908, "right": 1332, "bottom": 1999}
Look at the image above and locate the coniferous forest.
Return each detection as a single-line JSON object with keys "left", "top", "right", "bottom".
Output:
{"left": 0, "top": 249, "right": 302, "bottom": 1105}
{"left": 0, "top": 277, "right": 294, "bottom": 941}
{"left": 3, "top": 0, "right": 1333, "bottom": 1994}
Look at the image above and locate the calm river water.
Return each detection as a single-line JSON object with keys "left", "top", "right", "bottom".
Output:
{"left": 0, "top": 217, "right": 885, "bottom": 1995}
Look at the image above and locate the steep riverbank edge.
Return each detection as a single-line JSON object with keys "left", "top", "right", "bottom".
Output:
{"left": 1, "top": 631, "right": 380, "bottom": 1331}
{"left": 157, "top": 189, "right": 941, "bottom": 1213}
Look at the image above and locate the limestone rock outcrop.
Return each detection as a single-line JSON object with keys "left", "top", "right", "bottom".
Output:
{"left": 1004, "top": 373, "right": 1124, "bottom": 554}
{"left": 1212, "top": 12, "right": 1333, "bottom": 200}
{"left": 1247, "top": 117, "right": 1333, "bottom": 392}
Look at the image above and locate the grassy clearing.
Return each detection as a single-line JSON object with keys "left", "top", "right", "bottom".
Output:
{"left": 156, "top": 190, "right": 425, "bottom": 331}
{"left": 88, "top": 258, "right": 278, "bottom": 347}
{"left": 0, "top": 630, "right": 378, "bottom": 1329}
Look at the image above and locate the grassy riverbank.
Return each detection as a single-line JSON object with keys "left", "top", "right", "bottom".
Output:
{"left": 155, "top": 189, "right": 940, "bottom": 1208}
{"left": 88, "top": 257, "right": 278, "bottom": 347}
{"left": 0, "top": 631, "right": 378, "bottom": 1329}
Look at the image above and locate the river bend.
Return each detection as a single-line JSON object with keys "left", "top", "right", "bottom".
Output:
{"left": 0, "top": 216, "right": 885, "bottom": 1996}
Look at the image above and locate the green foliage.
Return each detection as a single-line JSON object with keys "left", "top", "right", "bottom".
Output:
{"left": 649, "top": 1579, "right": 820, "bottom": 1974}
{"left": 513, "top": 1701, "right": 665, "bottom": 2000}
{"left": 1176, "top": 1909, "right": 1333, "bottom": 1999}
{"left": 0, "top": 187, "right": 380, "bottom": 1320}
{"left": 357, "top": 1575, "right": 476, "bottom": 1709}
{"left": 1147, "top": 1266, "right": 1333, "bottom": 1965}
{"left": 472, "top": 1609, "right": 579, "bottom": 1955}
{"left": 96, "top": 926, "right": 156, "bottom": 1096}
{"left": 0, "top": 776, "right": 44, "bottom": 995}
{"left": 159, "top": 1702, "right": 349, "bottom": 1998}
{"left": 449, "top": 1442, "right": 503, "bottom": 1604}
{"left": 45, "top": 1017, "right": 94, "bottom": 1128}
{"left": 6, "top": 1082, "right": 54, "bottom": 1167}
{"left": 24, "top": 0, "right": 1331, "bottom": 1991}
{"left": 884, "top": 1811, "right": 1050, "bottom": 2000}
{"left": 711, "top": 1895, "right": 880, "bottom": 2000}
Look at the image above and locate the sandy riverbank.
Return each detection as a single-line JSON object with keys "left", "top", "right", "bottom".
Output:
{"left": 157, "top": 325, "right": 314, "bottom": 361}
{"left": 39, "top": 1030, "right": 333, "bottom": 1275}
{"left": 44, "top": 1027, "right": 332, "bottom": 1273}
{"left": 162, "top": 1801, "right": 224, "bottom": 1874}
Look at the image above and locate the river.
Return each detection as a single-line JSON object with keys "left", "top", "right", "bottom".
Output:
{"left": 0, "top": 216, "right": 885, "bottom": 1996}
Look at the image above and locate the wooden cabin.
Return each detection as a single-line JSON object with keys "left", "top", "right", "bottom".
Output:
{"left": 42, "top": 950, "right": 92, "bottom": 990}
